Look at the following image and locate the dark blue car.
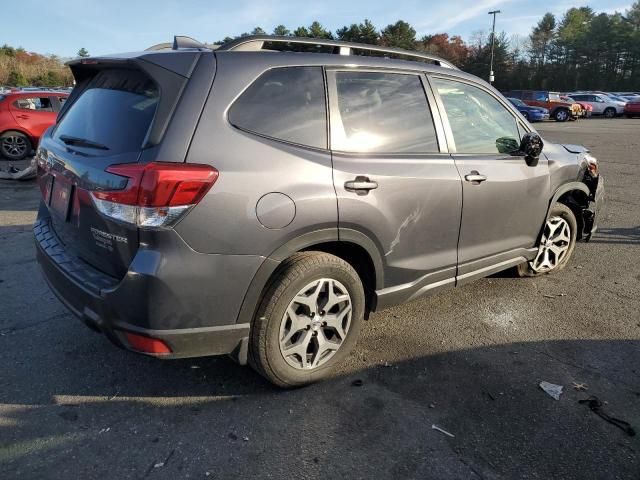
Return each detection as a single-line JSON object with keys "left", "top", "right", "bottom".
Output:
{"left": 507, "top": 97, "right": 549, "bottom": 122}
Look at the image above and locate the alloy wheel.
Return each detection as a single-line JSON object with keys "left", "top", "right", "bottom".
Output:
{"left": 278, "top": 278, "right": 352, "bottom": 370}
{"left": 530, "top": 216, "right": 572, "bottom": 273}
{"left": 1, "top": 135, "right": 28, "bottom": 158}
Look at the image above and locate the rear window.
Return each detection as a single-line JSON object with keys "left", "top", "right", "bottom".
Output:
{"left": 54, "top": 69, "right": 159, "bottom": 154}
{"left": 228, "top": 67, "right": 327, "bottom": 149}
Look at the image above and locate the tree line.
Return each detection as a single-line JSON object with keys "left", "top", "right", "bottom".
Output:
{"left": 218, "top": 2, "right": 640, "bottom": 91}
{"left": 2, "top": 3, "right": 639, "bottom": 91}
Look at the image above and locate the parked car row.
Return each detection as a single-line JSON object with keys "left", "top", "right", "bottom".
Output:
{"left": 503, "top": 89, "right": 640, "bottom": 122}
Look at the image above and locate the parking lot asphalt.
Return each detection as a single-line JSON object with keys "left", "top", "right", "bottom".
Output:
{"left": 1, "top": 119, "right": 639, "bottom": 479}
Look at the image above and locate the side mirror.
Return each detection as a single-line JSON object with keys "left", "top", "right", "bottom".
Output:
{"left": 519, "top": 132, "right": 544, "bottom": 166}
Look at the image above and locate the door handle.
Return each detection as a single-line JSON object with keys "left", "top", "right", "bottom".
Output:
{"left": 464, "top": 171, "right": 487, "bottom": 183}
{"left": 344, "top": 176, "right": 378, "bottom": 193}
{"left": 16, "top": 114, "right": 30, "bottom": 119}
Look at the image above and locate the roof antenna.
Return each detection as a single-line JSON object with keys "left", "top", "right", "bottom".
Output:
{"left": 172, "top": 36, "right": 207, "bottom": 50}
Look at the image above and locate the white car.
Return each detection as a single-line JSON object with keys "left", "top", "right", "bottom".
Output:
{"left": 568, "top": 93, "right": 625, "bottom": 118}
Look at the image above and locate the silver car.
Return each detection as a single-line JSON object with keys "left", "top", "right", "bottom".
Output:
{"left": 35, "top": 36, "right": 604, "bottom": 387}
{"left": 569, "top": 93, "right": 625, "bottom": 118}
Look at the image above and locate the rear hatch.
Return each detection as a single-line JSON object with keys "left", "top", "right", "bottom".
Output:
{"left": 37, "top": 53, "right": 198, "bottom": 279}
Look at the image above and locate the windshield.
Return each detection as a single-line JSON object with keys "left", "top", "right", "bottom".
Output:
{"left": 508, "top": 98, "right": 525, "bottom": 106}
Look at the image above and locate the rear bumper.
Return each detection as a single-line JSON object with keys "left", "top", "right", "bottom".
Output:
{"left": 34, "top": 206, "right": 263, "bottom": 359}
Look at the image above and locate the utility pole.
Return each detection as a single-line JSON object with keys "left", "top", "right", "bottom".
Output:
{"left": 488, "top": 10, "right": 501, "bottom": 84}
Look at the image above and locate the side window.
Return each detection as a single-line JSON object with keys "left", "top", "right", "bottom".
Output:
{"left": 522, "top": 91, "right": 535, "bottom": 101}
{"left": 534, "top": 91, "right": 548, "bottom": 102}
{"left": 433, "top": 78, "right": 520, "bottom": 155}
{"left": 228, "top": 67, "right": 327, "bottom": 149}
{"left": 14, "top": 96, "right": 53, "bottom": 111}
{"left": 328, "top": 71, "right": 438, "bottom": 153}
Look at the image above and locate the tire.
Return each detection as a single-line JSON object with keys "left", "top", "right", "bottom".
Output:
{"left": 249, "top": 252, "right": 365, "bottom": 388}
{"left": 604, "top": 107, "right": 616, "bottom": 119}
{"left": 517, "top": 203, "right": 577, "bottom": 277}
{"left": 554, "top": 109, "right": 569, "bottom": 122}
{"left": 0, "top": 131, "right": 32, "bottom": 160}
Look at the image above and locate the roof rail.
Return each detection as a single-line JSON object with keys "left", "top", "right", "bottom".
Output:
{"left": 217, "top": 35, "right": 458, "bottom": 69}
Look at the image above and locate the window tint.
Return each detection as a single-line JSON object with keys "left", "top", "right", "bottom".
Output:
{"left": 229, "top": 67, "right": 327, "bottom": 149}
{"left": 330, "top": 71, "right": 437, "bottom": 153}
{"left": 53, "top": 69, "right": 159, "bottom": 155}
{"left": 14, "top": 96, "right": 53, "bottom": 111}
{"left": 434, "top": 78, "right": 520, "bottom": 154}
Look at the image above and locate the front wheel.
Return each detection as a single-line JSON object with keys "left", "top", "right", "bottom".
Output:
{"left": 554, "top": 109, "right": 569, "bottom": 122}
{"left": 604, "top": 108, "right": 616, "bottom": 119}
{"left": 249, "top": 252, "right": 365, "bottom": 387}
{"left": 517, "top": 203, "right": 577, "bottom": 277}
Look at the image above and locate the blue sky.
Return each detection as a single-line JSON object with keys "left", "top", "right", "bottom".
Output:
{"left": 3, "top": 0, "right": 633, "bottom": 57}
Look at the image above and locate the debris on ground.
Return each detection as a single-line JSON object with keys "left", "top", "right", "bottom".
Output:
{"left": 242, "top": 436, "right": 249, "bottom": 442}
{"left": 540, "top": 381, "right": 563, "bottom": 400}
{"left": 352, "top": 379, "right": 364, "bottom": 387}
{"left": 98, "top": 427, "right": 111, "bottom": 434}
{"left": 579, "top": 396, "right": 636, "bottom": 437}
{"left": 543, "top": 293, "right": 567, "bottom": 299}
{"left": 0, "top": 160, "right": 36, "bottom": 181}
{"left": 431, "top": 424, "right": 455, "bottom": 438}
{"left": 153, "top": 462, "right": 164, "bottom": 468}
{"left": 572, "top": 382, "right": 588, "bottom": 391}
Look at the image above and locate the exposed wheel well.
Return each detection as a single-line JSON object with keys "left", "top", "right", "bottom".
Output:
{"left": 301, "top": 241, "right": 377, "bottom": 317}
{"left": 557, "top": 189, "right": 589, "bottom": 240}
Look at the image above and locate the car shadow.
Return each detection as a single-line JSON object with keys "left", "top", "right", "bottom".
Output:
{"left": 1, "top": 337, "right": 638, "bottom": 479}
{"left": 590, "top": 225, "right": 640, "bottom": 246}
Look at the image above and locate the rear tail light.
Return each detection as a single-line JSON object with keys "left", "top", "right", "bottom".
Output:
{"left": 91, "top": 162, "right": 218, "bottom": 228}
{"left": 124, "top": 332, "right": 172, "bottom": 355}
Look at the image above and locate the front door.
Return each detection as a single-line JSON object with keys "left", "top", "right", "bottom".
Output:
{"left": 10, "top": 95, "right": 57, "bottom": 139}
{"left": 327, "top": 69, "right": 462, "bottom": 303}
{"left": 430, "top": 76, "right": 550, "bottom": 282}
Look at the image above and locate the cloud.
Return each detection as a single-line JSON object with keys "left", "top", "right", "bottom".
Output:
{"left": 414, "top": 0, "right": 509, "bottom": 32}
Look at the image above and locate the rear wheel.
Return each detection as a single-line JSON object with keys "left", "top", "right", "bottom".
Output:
{"left": 604, "top": 107, "right": 616, "bottom": 119}
{"left": 517, "top": 203, "right": 577, "bottom": 277}
{"left": 554, "top": 109, "right": 569, "bottom": 122}
{"left": 0, "top": 131, "right": 31, "bottom": 160}
{"left": 249, "top": 252, "right": 365, "bottom": 387}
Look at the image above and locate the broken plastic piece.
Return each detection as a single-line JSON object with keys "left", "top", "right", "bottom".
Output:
{"left": 540, "top": 381, "right": 563, "bottom": 400}
{"left": 0, "top": 160, "right": 36, "bottom": 180}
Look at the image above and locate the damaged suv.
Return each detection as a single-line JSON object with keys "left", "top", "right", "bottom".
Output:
{"left": 35, "top": 36, "right": 604, "bottom": 387}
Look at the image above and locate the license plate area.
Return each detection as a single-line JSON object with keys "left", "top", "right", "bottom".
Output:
{"left": 49, "top": 176, "right": 73, "bottom": 221}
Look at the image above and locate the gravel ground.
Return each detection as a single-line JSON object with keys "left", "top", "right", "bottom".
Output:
{"left": 0, "top": 119, "right": 638, "bottom": 479}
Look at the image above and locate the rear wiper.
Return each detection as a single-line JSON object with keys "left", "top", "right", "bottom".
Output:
{"left": 59, "top": 135, "right": 110, "bottom": 150}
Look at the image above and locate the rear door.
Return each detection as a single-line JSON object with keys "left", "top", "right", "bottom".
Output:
{"left": 430, "top": 76, "right": 550, "bottom": 282}
{"left": 10, "top": 94, "right": 57, "bottom": 138}
{"left": 328, "top": 69, "right": 462, "bottom": 294}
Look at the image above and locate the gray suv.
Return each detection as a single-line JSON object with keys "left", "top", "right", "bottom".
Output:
{"left": 35, "top": 36, "right": 604, "bottom": 387}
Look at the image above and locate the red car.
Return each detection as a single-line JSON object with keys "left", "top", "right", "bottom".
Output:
{"left": 625, "top": 99, "right": 640, "bottom": 118}
{"left": 0, "top": 91, "right": 69, "bottom": 160}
